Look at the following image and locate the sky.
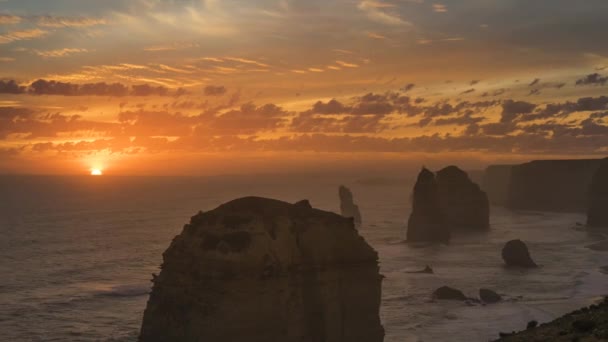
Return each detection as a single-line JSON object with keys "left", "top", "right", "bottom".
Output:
{"left": 1, "top": 0, "right": 607, "bottom": 175}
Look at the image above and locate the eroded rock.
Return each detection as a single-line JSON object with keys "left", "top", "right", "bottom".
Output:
{"left": 139, "top": 196, "right": 384, "bottom": 342}
{"left": 406, "top": 168, "right": 449, "bottom": 243}
{"left": 433, "top": 286, "right": 467, "bottom": 301}
{"left": 339, "top": 185, "right": 362, "bottom": 227}
{"left": 502, "top": 239, "right": 537, "bottom": 268}
{"left": 436, "top": 166, "right": 490, "bottom": 231}
{"left": 479, "top": 288, "right": 502, "bottom": 303}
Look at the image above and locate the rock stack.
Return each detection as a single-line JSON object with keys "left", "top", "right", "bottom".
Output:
{"left": 502, "top": 239, "right": 537, "bottom": 268}
{"left": 339, "top": 185, "right": 362, "bottom": 227}
{"left": 406, "top": 168, "right": 449, "bottom": 243}
{"left": 587, "top": 158, "right": 608, "bottom": 227}
{"left": 436, "top": 166, "right": 490, "bottom": 231}
{"left": 406, "top": 166, "right": 489, "bottom": 243}
{"left": 139, "top": 197, "right": 384, "bottom": 342}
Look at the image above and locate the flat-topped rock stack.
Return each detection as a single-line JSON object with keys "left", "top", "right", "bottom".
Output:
{"left": 139, "top": 196, "right": 384, "bottom": 342}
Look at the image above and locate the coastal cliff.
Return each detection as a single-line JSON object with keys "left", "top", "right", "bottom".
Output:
{"left": 482, "top": 165, "right": 513, "bottom": 206}
{"left": 588, "top": 158, "right": 608, "bottom": 227}
{"left": 507, "top": 159, "right": 602, "bottom": 212}
{"left": 139, "top": 197, "right": 384, "bottom": 342}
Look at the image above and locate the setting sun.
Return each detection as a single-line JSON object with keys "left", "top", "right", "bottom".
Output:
{"left": 90, "top": 169, "right": 103, "bottom": 176}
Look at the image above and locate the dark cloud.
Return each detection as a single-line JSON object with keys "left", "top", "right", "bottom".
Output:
{"left": 401, "top": 83, "right": 415, "bottom": 92}
{"left": 500, "top": 100, "right": 537, "bottom": 123}
{"left": 529, "top": 78, "right": 540, "bottom": 87}
{"left": 0, "top": 79, "right": 180, "bottom": 96}
{"left": 0, "top": 80, "right": 26, "bottom": 94}
{"left": 203, "top": 85, "right": 227, "bottom": 96}
{"left": 460, "top": 88, "right": 475, "bottom": 95}
{"left": 576, "top": 73, "right": 608, "bottom": 86}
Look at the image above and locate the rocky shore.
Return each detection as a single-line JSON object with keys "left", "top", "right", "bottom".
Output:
{"left": 496, "top": 298, "right": 608, "bottom": 341}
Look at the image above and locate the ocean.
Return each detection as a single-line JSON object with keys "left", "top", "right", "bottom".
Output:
{"left": 0, "top": 174, "right": 606, "bottom": 341}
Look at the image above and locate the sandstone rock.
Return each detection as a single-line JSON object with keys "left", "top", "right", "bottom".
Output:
{"left": 339, "top": 185, "right": 362, "bottom": 227}
{"left": 587, "top": 158, "right": 608, "bottom": 227}
{"left": 432, "top": 286, "right": 467, "bottom": 301}
{"left": 406, "top": 168, "right": 449, "bottom": 243}
{"left": 479, "top": 288, "right": 502, "bottom": 303}
{"left": 507, "top": 159, "right": 602, "bottom": 212}
{"left": 502, "top": 239, "right": 537, "bottom": 268}
{"left": 482, "top": 165, "right": 514, "bottom": 206}
{"left": 436, "top": 166, "right": 490, "bottom": 231}
{"left": 406, "top": 265, "right": 434, "bottom": 274}
{"left": 139, "top": 196, "right": 384, "bottom": 342}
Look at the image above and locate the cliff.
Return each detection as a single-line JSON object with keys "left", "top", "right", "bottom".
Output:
{"left": 587, "top": 158, "right": 608, "bottom": 227}
{"left": 436, "top": 166, "right": 490, "bottom": 231}
{"left": 507, "top": 159, "right": 602, "bottom": 212}
{"left": 339, "top": 185, "right": 362, "bottom": 227}
{"left": 482, "top": 165, "right": 513, "bottom": 206}
{"left": 406, "top": 168, "right": 449, "bottom": 243}
{"left": 139, "top": 197, "right": 384, "bottom": 342}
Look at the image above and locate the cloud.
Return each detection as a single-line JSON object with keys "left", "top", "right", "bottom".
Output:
{"left": 576, "top": 73, "right": 608, "bottom": 86}
{"left": 500, "top": 100, "right": 537, "bottom": 123}
{"left": 0, "top": 14, "right": 22, "bottom": 25}
{"left": 432, "top": 4, "right": 448, "bottom": 13}
{"left": 335, "top": 60, "right": 359, "bottom": 68}
{"left": 35, "top": 48, "right": 89, "bottom": 58}
{"left": 358, "top": 1, "right": 412, "bottom": 26}
{"left": 529, "top": 78, "right": 540, "bottom": 86}
{"left": 36, "top": 16, "right": 107, "bottom": 28}
{"left": 0, "top": 79, "right": 185, "bottom": 97}
{"left": 0, "top": 29, "right": 48, "bottom": 44}
{"left": 204, "top": 85, "right": 227, "bottom": 96}
{"left": 401, "top": 83, "right": 415, "bottom": 92}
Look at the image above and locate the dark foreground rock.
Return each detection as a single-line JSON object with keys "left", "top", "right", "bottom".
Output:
{"left": 496, "top": 298, "right": 608, "bottom": 341}
{"left": 433, "top": 286, "right": 467, "bottom": 301}
{"left": 436, "top": 166, "right": 490, "bottom": 231}
{"left": 406, "top": 168, "right": 449, "bottom": 243}
{"left": 139, "top": 197, "right": 384, "bottom": 342}
{"left": 502, "top": 239, "right": 537, "bottom": 268}
{"left": 479, "top": 289, "right": 502, "bottom": 303}
{"left": 339, "top": 185, "right": 362, "bottom": 227}
{"left": 587, "top": 158, "right": 608, "bottom": 227}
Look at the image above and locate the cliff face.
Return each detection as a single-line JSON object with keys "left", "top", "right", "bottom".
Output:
{"left": 507, "top": 159, "right": 602, "bottom": 212}
{"left": 406, "top": 168, "right": 449, "bottom": 243}
{"left": 588, "top": 158, "right": 608, "bottom": 227}
{"left": 482, "top": 165, "right": 513, "bottom": 206}
{"left": 339, "top": 185, "right": 362, "bottom": 227}
{"left": 436, "top": 166, "right": 490, "bottom": 231}
{"left": 139, "top": 197, "right": 384, "bottom": 342}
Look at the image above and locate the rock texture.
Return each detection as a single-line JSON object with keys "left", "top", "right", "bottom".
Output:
{"left": 482, "top": 165, "right": 514, "bottom": 206}
{"left": 139, "top": 197, "right": 384, "bottom": 342}
{"left": 502, "top": 239, "right": 537, "bottom": 268}
{"left": 507, "top": 159, "right": 602, "bottom": 212}
{"left": 436, "top": 166, "right": 490, "bottom": 231}
{"left": 432, "top": 286, "right": 467, "bottom": 301}
{"left": 479, "top": 289, "right": 502, "bottom": 303}
{"left": 587, "top": 158, "right": 608, "bottom": 227}
{"left": 406, "top": 168, "right": 449, "bottom": 243}
{"left": 496, "top": 298, "right": 608, "bottom": 341}
{"left": 339, "top": 185, "right": 362, "bottom": 227}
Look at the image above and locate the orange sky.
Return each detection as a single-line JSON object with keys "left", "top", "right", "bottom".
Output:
{"left": 1, "top": 0, "right": 608, "bottom": 175}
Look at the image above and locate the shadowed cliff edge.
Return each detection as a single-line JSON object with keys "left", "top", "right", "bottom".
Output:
{"left": 139, "top": 196, "right": 384, "bottom": 342}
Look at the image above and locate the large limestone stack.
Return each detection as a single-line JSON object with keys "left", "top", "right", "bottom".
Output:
{"left": 339, "top": 185, "right": 362, "bottom": 227}
{"left": 139, "top": 197, "right": 384, "bottom": 342}
{"left": 406, "top": 168, "right": 449, "bottom": 243}
{"left": 588, "top": 158, "right": 608, "bottom": 227}
{"left": 436, "top": 166, "right": 490, "bottom": 231}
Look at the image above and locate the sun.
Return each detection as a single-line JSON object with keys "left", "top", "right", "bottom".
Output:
{"left": 90, "top": 169, "right": 103, "bottom": 176}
